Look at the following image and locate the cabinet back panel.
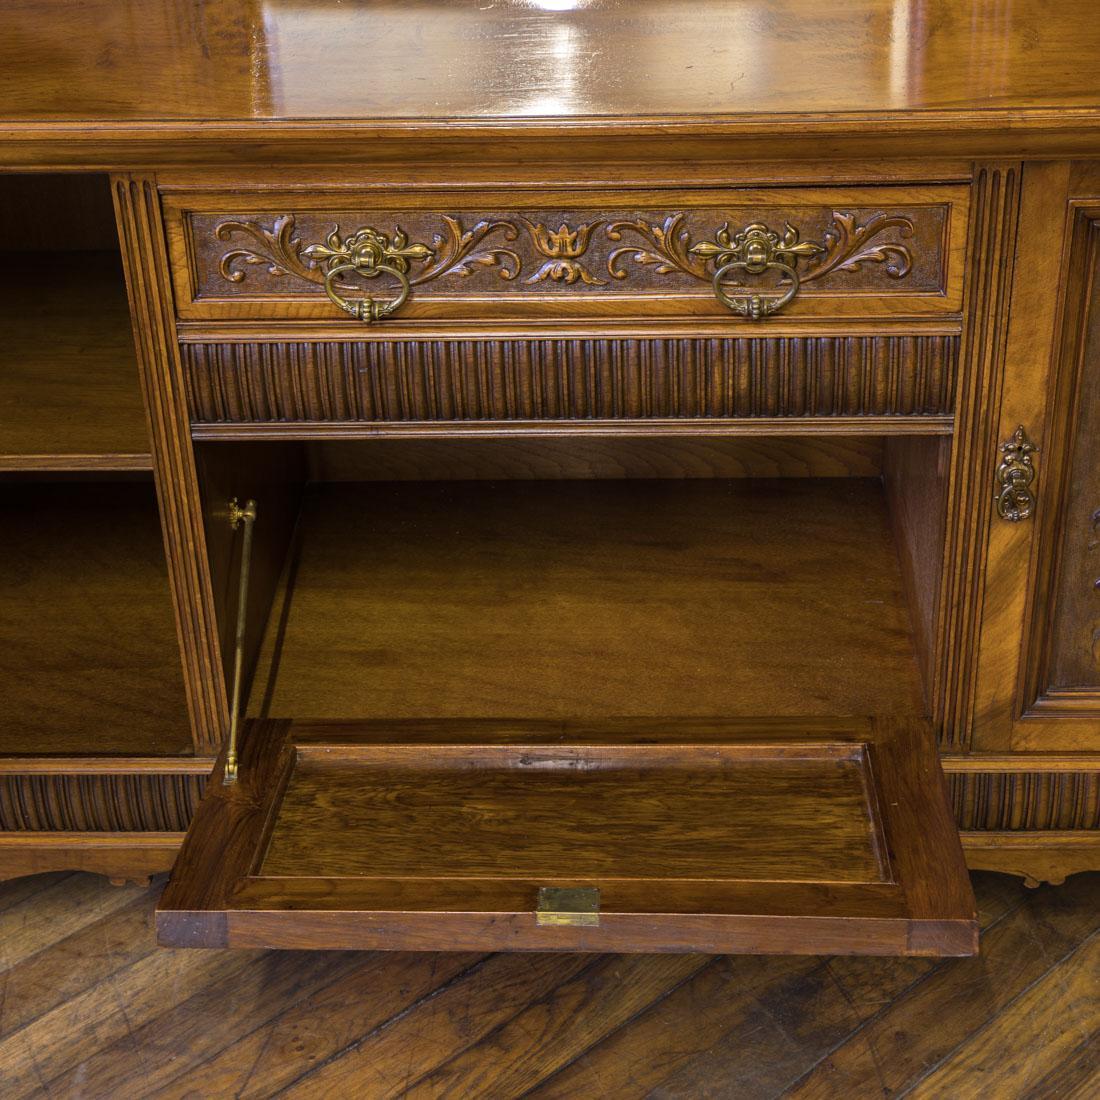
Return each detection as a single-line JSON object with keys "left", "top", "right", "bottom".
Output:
{"left": 246, "top": 478, "right": 926, "bottom": 721}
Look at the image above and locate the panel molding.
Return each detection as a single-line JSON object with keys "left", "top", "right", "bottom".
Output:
{"left": 183, "top": 334, "right": 959, "bottom": 425}
{"left": 937, "top": 164, "right": 1023, "bottom": 747}
{"left": 1019, "top": 209, "right": 1100, "bottom": 716}
{"left": 113, "top": 174, "right": 228, "bottom": 752}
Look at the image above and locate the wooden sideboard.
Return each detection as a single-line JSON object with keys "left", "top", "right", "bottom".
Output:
{"left": 1, "top": 0, "right": 1099, "bottom": 955}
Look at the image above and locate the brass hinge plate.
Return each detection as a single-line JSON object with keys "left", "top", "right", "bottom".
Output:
{"left": 536, "top": 886, "right": 600, "bottom": 927}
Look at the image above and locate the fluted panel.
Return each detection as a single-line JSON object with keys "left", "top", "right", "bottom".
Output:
{"left": 948, "top": 769, "right": 1100, "bottom": 831}
{"left": 183, "top": 336, "right": 958, "bottom": 424}
{"left": 0, "top": 772, "right": 207, "bottom": 831}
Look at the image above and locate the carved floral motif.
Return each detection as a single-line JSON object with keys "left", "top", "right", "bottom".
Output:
{"left": 521, "top": 218, "right": 606, "bottom": 285}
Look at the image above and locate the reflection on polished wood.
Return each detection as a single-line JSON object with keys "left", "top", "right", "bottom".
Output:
{"left": 1, "top": 0, "right": 1099, "bottom": 122}
{"left": 4, "top": 0, "right": 1100, "bottom": 164}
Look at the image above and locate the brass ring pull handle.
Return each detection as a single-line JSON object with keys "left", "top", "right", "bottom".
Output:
{"left": 322, "top": 261, "right": 411, "bottom": 323}
{"left": 304, "top": 226, "right": 432, "bottom": 324}
{"left": 689, "top": 222, "right": 823, "bottom": 322}
{"left": 712, "top": 259, "right": 800, "bottom": 320}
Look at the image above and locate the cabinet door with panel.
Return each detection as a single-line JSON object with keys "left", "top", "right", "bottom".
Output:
{"left": 958, "top": 164, "right": 1100, "bottom": 887}
{"left": 971, "top": 165, "right": 1100, "bottom": 756}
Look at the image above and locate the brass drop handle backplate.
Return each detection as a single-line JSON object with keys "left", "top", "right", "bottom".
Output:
{"left": 689, "top": 221, "right": 825, "bottom": 321}
{"left": 996, "top": 426, "right": 1039, "bottom": 522}
{"left": 303, "top": 225, "right": 432, "bottom": 324}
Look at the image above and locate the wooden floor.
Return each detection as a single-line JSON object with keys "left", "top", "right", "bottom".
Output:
{"left": 0, "top": 870, "right": 1096, "bottom": 1099}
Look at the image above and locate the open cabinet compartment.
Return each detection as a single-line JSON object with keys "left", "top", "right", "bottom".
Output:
{"left": 0, "top": 478, "right": 192, "bottom": 757}
{"left": 160, "top": 437, "right": 976, "bottom": 954}
{"left": 0, "top": 174, "right": 192, "bottom": 760}
{"left": 0, "top": 174, "right": 151, "bottom": 471}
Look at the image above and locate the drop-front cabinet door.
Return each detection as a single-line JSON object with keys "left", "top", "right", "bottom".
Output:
{"left": 970, "top": 163, "right": 1100, "bottom": 753}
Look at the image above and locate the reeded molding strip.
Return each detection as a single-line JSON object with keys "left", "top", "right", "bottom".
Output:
{"left": 0, "top": 771, "right": 207, "bottom": 832}
{"left": 946, "top": 767, "right": 1100, "bottom": 832}
{"left": 183, "top": 334, "right": 958, "bottom": 425}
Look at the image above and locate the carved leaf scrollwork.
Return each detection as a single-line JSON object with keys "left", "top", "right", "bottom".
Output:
{"left": 213, "top": 209, "right": 919, "bottom": 307}
{"left": 214, "top": 214, "right": 522, "bottom": 291}
{"left": 606, "top": 214, "right": 711, "bottom": 281}
{"left": 414, "top": 215, "right": 521, "bottom": 284}
{"left": 217, "top": 215, "right": 320, "bottom": 284}
{"left": 605, "top": 210, "right": 916, "bottom": 288}
{"left": 805, "top": 211, "right": 915, "bottom": 282}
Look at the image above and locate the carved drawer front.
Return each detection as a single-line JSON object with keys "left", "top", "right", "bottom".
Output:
{"left": 163, "top": 186, "right": 968, "bottom": 327}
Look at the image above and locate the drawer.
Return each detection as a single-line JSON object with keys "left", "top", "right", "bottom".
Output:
{"left": 164, "top": 185, "right": 969, "bottom": 327}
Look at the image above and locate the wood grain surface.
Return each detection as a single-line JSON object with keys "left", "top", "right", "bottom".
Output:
{"left": 263, "top": 744, "right": 883, "bottom": 883}
{"left": 2, "top": 869, "right": 1096, "bottom": 1098}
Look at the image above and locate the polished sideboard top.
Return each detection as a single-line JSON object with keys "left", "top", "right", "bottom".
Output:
{"left": 2, "top": 0, "right": 1100, "bottom": 165}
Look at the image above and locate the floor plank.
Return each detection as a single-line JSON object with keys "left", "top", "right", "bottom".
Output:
{"left": 282, "top": 953, "right": 597, "bottom": 1098}
{"left": 1023, "top": 1032, "right": 1100, "bottom": 1100}
{"left": 150, "top": 952, "right": 487, "bottom": 1099}
{"left": 783, "top": 872, "right": 1100, "bottom": 1099}
{"left": 0, "top": 891, "right": 157, "bottom": 1037}
{"left": 617, "top": 874, "right": 1023, "bottom": 1099}
{"left": 905, "top": 930, "right": 1099, "bottom": 1099}
{"left": 0, "top": 870, "right": 1094, "bottom": 1099}
{"left": 0, "top": 872, "right": 139, "bottom": 975}
{"left": 0, "top": 872, "right": 73, "bottom": 915}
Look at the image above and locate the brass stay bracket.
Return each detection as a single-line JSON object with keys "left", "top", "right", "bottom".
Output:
{"left": 223, "top": 498, "right": 257, "bottom": 784}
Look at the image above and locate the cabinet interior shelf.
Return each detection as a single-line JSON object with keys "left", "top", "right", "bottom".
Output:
{"left": 0, "top": 252, "right": 151, "bottom": 471}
